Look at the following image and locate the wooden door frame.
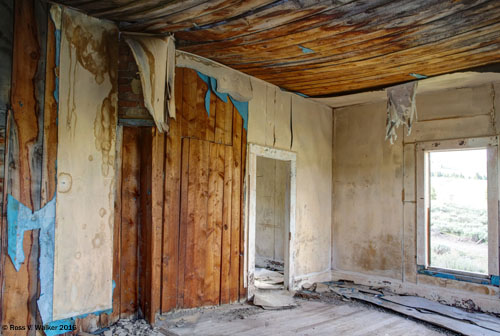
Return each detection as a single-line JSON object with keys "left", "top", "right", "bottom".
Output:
{"left": 246, "top": 143, "right": 296, "bottom": 299}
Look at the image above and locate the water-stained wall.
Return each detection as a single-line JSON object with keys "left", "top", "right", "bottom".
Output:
{"left": 53, "top": 8, "right": 118, "bottom": 319}
{"left": 248, "top": 80, "right": 333, "bottom": 280}
{"left": 332, "top": 82, "right": 500, "bottom": 312}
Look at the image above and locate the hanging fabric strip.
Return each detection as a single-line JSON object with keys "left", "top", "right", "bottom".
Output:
{"left": 125, "top": 35, "right": 176, "bottom": 132}
{"left": 385, "top": 82, "right": 418, "bottom": 144}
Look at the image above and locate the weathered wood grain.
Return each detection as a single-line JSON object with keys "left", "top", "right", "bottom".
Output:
{"left": 177, "top": 138, "right": 190, "bottom": 308}
{"left": 230, "top": 110, "right": 242, "bottom": 302}
{"left": 41, "top": 15, "right": 58, "bottom": 207}
{"left": 1, "top": 1, "right": 45, "bottom": 333}
{"left": 120, "top": 127, "right": 141, "bottom": 317}
{"left": 220, "top": 145, "right": 233, "bottom": 304}
{"left": 161, "top": 66, "right": 183, "bottom": 313}
{"left": 206, "top": 142, "right": 224, "bottom": 305}
{"left": 0, "top": 0, "right": 13, "bottom": 120}
{"left": 138, "top": 128, "right": 153, "bottom": 319}
{"left": 148, "top": 129, "right": 165, "bottom": 322}
{"left": 112, "top": 127, "right": 123, "bottom": 321}
{"left": 239, "top": 128, "right": 247, "bottom": 300}
{"left": 53, "top": 0, "right": 500, "bottom": 95}
{"left": 183, "top": 69, "right": 197, "bottom": 138}
{"left": 140, "top": 67, "right": 248, "bottom": 314}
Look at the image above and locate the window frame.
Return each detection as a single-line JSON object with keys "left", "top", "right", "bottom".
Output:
{"left": 416, "top": 136, "right": 499, "bottom": 282}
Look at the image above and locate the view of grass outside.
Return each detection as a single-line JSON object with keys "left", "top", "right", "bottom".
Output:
{"left": 429, "top": 149, "right": 488, "bottom": 274}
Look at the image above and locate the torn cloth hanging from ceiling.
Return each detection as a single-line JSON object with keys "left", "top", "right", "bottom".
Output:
{"left": 125, "top": 35, "right": 175, "bottom": 132}
{"left": 385, "top": 82, "right": 418, "bottom": 144}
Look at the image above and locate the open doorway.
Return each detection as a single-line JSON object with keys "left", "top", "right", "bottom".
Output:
{"left": 247, "top": 144, "right": 296, "bottom": 298}
{"left": 255, "top": 156, "right": 290, "bottom": 289}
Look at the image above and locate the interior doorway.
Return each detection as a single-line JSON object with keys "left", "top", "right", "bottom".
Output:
{"left": 247, "top": 144, "right": 296, "bottom": 298}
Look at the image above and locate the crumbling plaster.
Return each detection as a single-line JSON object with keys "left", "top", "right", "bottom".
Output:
{"left": 332, "top": 81, "right": 500, "bottom": 313}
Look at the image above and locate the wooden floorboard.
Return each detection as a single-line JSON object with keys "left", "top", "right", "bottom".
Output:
{"left": 158, "top": 299, "right": 448, "bottom": 336}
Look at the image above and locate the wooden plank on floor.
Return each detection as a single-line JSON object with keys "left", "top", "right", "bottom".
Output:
{"left": 120, "top": 127, "right": 141, "bottom": 317}
{"left": 229, "top": 110, "right": 242, "bottom": 302}
{"left": 220, "top": 146, "right": 233, "bottom": 304}
{"left": 177, "top": 139, "right": 190, "bottom": 308}
{"left": 161, "top": 65, "right": 184, "bottom": 313}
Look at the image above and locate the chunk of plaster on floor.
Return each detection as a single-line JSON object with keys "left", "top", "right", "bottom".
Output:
{"left": 253, "top": 290, "right": 296, "bottom": 310}
{"left": 314, "top": 282, "right": 332, "bottom": 293}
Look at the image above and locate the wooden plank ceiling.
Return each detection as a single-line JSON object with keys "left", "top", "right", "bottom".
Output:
{"left": 54, "top": 0, "right": 500, "bottom": 97}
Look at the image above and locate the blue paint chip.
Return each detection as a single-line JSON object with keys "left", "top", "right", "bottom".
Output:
{"left": 196, "top": 71, "right": 248, "bottom": 130}
{"left": 229, "top": 97, "right": 248, "bottom": 130}
{"left": 410, "top": 73, "right": 427, "bottom": 79}
{"left": 7, "top": 195, "right": 57, "bottom": 324}
{"left": 298, "top": 45, "right": 314, "bottom": 54}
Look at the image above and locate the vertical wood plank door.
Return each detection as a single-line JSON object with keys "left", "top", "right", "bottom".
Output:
{"left": 160, "top": 68, "right": 247, "bottom": 313}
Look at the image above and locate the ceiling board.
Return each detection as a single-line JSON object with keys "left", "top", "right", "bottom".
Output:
{"left": 312, "top": 72, "right": 500, "bottom": 108}
{"left": 54, "top": 0, "right": 500, "bottom": 96}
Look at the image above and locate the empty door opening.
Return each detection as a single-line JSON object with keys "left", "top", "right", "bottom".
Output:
{"left": 254, "top": 156, "right": 290, "bottom": 289}
{"left": 247, "top": 144, "right": 296, "bottom": 298}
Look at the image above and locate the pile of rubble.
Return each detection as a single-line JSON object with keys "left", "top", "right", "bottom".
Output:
{"left": 98, "top": 319, "right": 163, "bottom": 336}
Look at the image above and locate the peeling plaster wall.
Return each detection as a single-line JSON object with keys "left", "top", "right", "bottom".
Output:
{"left": 255, "top": 156, "right": 289, "bottom": 266}
{"left": 248, "top": 82, "right": 333, "bottom": 279}
{"left": 332, "top": 82, "right": 500, "bottom": 312}
{"left": 53, "top": 8, "right": 118, "bottom": 320}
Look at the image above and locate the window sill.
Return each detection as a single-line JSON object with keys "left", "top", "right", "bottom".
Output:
{"left": 417, "top": 265, "right": 499, "bottom": 286}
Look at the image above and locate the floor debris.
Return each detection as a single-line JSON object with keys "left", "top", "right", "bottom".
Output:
{"left": 313, "top": 282, "right": 332, "bottom": 294}
{"left": 254, "top": 267, "right": 284, "bottom": 290}
{"left": 312, "top": 281, "right": 500, "bottom": 336}
{"left": 156, "top": 298, "right": 449, "bottom": 335}
{"left": 253, "top": 289, "right": 297, "bottom": 310}
{"left": 98, "top": 319, "right": 163, "bottom": 336}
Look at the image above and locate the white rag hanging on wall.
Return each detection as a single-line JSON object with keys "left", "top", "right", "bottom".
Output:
{"left": 125, "top": 35, "right": 176, "bottom": 132}
{"left": 385, "top": 82, "right": 418, "bottom": 144}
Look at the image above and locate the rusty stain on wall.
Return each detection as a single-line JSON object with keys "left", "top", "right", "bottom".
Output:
{"left": 53, "top": 7, "right": 118, "bottom": 320}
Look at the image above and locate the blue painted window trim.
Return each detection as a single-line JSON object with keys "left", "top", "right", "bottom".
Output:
{"left": 417, "top": 265, "right": 498, "bottom": 286}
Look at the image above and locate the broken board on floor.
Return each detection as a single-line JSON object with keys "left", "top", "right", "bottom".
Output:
{"left": 325, "top": 282, "right": 500, "bottom": 336}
